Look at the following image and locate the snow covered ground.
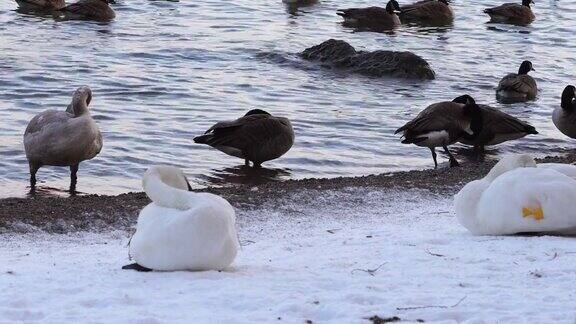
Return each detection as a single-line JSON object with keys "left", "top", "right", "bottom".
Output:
{"left": 1, "top": 188, "right": 576, "bottom": 323}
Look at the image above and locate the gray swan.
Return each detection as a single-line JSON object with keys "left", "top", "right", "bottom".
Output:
{"left": 452, "top": 95, "right": 538, "bottom": 151}
{"left": 395, "top": 100, "right": 482, "bottom": 168}
{"left": 301, "top": 39, "right": 435, "bottom": 80}
{"left": 496, "top": 60, "right": 537, "bottom": 103}
{"left": 400, "top": 0, "right": 454, "bottom": 26}
{"left": 60, "top": 0, "right": 115, "bottom": 21}
{"left": 553, "top": 85, "right": 576, "bottom": 139}
{"left": 484, "top": 0, "right": 535, "bottom": 26}
{"left": 14, "top": 0, "right": 65, "bottom": 10}
{"left": 23, "top": 86, "right": 103, "bottom": 193}
{"left": 194, "top": 109, "right": 294, "bottom": 167}
{"left": 337, "top": 0, "right": 401, "bottom": 32}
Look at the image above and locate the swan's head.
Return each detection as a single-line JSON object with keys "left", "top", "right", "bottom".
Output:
{"left": 70, "top": 86, "right": 93, "bottom": 116}
{"left": 143, "top": 166, "right": 191, "bottom": 192}
{"left": 485, "top": 154, "right": 536, "bottom": 182}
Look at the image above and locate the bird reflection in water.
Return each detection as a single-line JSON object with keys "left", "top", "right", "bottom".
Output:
{"left": 202, "top": 165, "right": 292, "bottom": 187}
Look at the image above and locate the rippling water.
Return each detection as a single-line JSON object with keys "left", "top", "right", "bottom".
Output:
{"left": 0, "top": 0, "right": 574, "bottom": 197}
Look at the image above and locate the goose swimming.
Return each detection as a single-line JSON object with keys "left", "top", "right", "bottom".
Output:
{"left": 553, "top": 85, "right": 576, "bottom": 139}
{"left": 337, "top": 0, "right": 401, "bottom": 32}
{"left": 484, "top": 0, "right": 535, "bottom": 26}
{"left": 14, "top": 0, "right": 65, "bottom": 10}
{"left": 194, "top": 109, "right": 294, "bottom": 167}
{"left": 455, "top": 154, "right": 576, "bottom": 235}
{"left": 60, "top": 0, "right": 115, "bottom": 21}
{"left": 395, "top": 99, "right": 482, "bottom": 168}
{"left": 452, "top": 95, "right": 538, "bottom": 151}
{"left": 124, "top": 166, "right": 239, "bottom": 272}
{"left": 23, "top": 86, "right": 102, "bottom": 193}
{"left": 496, "top": 60, "right": 537, "bottom": 103}
{"left": 399, "top": 0, "right": 454, "bottom": 26}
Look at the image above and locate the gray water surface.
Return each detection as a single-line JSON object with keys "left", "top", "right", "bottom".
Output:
{"left": 0, "top": 0, "right": 574, "bottom": 197}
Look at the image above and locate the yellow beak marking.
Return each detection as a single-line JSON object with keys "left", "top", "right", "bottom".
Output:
{"left": 522, "top": 206, "right": 544, "bottom": 221}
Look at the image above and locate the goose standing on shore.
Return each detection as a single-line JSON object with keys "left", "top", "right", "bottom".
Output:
{"left": 395, "top": 100, "right": 482, "bottom": 168}
{"left": 337, "top": 0, "right": 401, "bottom": 32}
{"left": 23, "top": 86, "right": 103, "bottom": 193}
{"left": 496, "top": 60, "right": 537, "bottom": 103}
{"left": 124, "top": 166, "right": 239, "bottom": 272}
{"left": 553, "top": 85, "right": 576, "bottom": 139}
{"left": 60, "top": 0, "right": 115, "bottom": 21}
{"left": 452, "top": 95, "right": 538, "bottom": 151}
{"left": 194, "top": 109, "right": 294, "bottom": 168}
{"left": 399, "top": 0, "right": 454, "bottom": 26}
{"left": 484, "top": 0, "right": 535, "bottom": 25}
{"left": 14, "top": 0, "right": 65, "bottom": 10}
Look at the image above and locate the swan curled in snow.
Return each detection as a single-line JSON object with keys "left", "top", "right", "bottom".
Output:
{"left": 455, "top": 154, "right": 576, "bottom": 235}
{"left": 126, "top": 166, "right": 239, "bottom": 272}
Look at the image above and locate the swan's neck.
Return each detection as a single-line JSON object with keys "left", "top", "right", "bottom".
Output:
{"left": 143, "top": 173, "right": 191, "bottom": 210}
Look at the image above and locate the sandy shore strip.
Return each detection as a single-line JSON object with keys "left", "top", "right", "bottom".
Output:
{"left": 1, "top": 154, "right": 575, "bottom": 234}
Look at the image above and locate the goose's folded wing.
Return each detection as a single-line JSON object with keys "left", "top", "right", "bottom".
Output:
{"left": 396, "top": 104, "right": 463, "bottom": 134}
{"left": 481, "top": 106, "right": 536, "bottom": 134}
{"left": 337, "top": 7, "right": 386, "bottom": 19}
{"left": 401, "top": 1, "right": 444, "bottom": 19}
{"left": 198, "top": 115, "right": 282, "bottom": 149}
{"left": 485, "top": 4, "right": 525, "bottom": 17}
{"left": 497, "top": 74, "right": 534, "bottom": 93}
{"left": 61, "top": 0, "right": 101, "bottom": 14}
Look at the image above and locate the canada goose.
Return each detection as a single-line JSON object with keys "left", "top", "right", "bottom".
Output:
{"left": 301, "top": 39, "right": 436, "bottom": 80}
{"left": 452, "top": 95, "right": 538, "bottom": 151}
{"left": 194, "top": 109, "right": 294, "bottom": 167}
{"left": 552, "top": 85, "right": 576, "bottom": 138}
{"left": 23, "top": 86, "right": 103, "bottom": 193}
{"left": 496, "top": 60, "right": 537, "bottom": 103}
{"left": 14, "top": 0, "right": 65, "bottom": 10}
{"left": 399, "top": 0, "right": 454, "bottom": 26}
{"left": 484, "top": 0, "right": 535, "bottom": 25}
{"left": 60, "top": 0, "right": 115, "bottom": 21}
{"left": 395, "top": 100, "right": 482, "bottom": 168}
{"left": 123, "top": 166, "right": 239, "bottom": 272}
{"left": 337, "top": 0, "right": 401, "bottom": 32}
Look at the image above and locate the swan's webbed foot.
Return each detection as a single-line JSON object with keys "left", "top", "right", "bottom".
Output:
{"left": 122, "top": 263, "right": 153, "bottom": 272}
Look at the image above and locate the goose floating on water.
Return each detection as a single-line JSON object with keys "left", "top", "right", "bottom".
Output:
{"left": 60, "top": 0, "right": 115, "bottom": 21}
{"left": 23, "top": 86, "right": 103, "bottom": 193}
{"left": 124, "top": 166, "right": 239, "bottom": 272}
{"left": 194, "top": 109, "right": 294, "bottom": 168}
{"left": 399, "top": 0, "right": 454, "bottom": 26}
{"left": 496, "top": 60, "right": 537, "bottom": 103}
{"left": 553, "top": 85, "right": 576, "bottom": 139}
{"left": 14, "top": 0, "right": 65, "bottom": 10}
{"left": 395, "top": 99, "right": 482, "bottom": 168}
{"left": 337, "top": 0, "right": 401, "bottom": 32}
{"left": 484, "top": 0, "right": 535, "bottom": 26}
{"left": 452, "top": 95, "right": 538, "bottom": 151}
{"left": 455, "top": 154, "right": 576, "bottom": 235}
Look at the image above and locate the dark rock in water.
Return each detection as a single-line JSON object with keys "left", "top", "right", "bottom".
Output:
{"left": 300, "top": 39, "right": 435, "bottom": 80}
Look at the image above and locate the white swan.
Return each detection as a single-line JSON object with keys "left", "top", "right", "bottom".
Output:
{"left": 127, "top": 166, "right": 239, "bottom": 271}
{"left": 455, "top": 154, "right": 576, "bottom": 235}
